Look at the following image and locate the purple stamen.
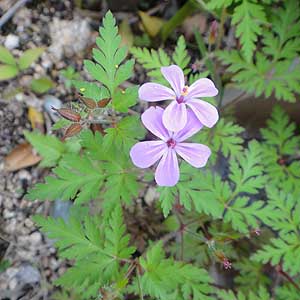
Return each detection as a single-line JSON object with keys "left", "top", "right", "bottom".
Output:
{"left": 176, "top": 95, "right": 185, "bottom": 104}
{"left": 167, "top": 138, "right": 176, "bottom": 148}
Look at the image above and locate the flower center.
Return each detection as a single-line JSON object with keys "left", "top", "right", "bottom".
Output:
{"left": 167, "top": 138, "right": 176, "bottom": 149}
{"left": 175, "top": 86, "right": 189, "bottom": 104}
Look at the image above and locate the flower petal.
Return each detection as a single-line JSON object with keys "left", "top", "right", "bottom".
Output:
{"left": 186, "top": 78, "right": 218, "bottom": 100}
{"left": 141, "top": 106, "right": 171, "bottom": 140}
{"left": 162, "top": 101, "right": 187, "bottom": 132}
{"left": 161, "top": 65, "right": 185, "bottom": 96}
{"left": 130, "top": 141, "right": 166, "bottom": 168}
{"left": 173, "top": 109, "right": 203, "bottom": 142}
{"left": 155, "top": 148, "right": 179, "bottom": 186}
{"left": 187, "top": 99, "right": 219, "bottom": 128}
{"left": 175, "top": 143, "right": 211, "bottom": 168}
{"left": 139, "top": 83, "right": 175, "bottom": 102}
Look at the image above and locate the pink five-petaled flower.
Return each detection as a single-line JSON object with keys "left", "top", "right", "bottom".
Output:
{"left": 130, "top": 106, "right": 211, "bottom": 187}
{"left": 139, "top": 64, "right": 219, "bottom": 132}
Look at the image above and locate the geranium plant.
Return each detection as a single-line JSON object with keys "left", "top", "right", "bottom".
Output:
{"left": 25, "top": 6, "right": 300, "bottom": 300}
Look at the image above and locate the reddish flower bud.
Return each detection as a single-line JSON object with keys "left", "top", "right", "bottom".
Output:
{"left": 52, "top": 107, "right": 81, "bottom": 122}
{"left": 208, "top": 20, "right": 218, "bottom": 45}
{"left": 63, "top": 123, "right": 82, "bottom": 139}
{"left": 97, "top": 98, "right": 111, "bottom": 108}
{"left": 78, "top": 95, "right": 96, "bottom": 109}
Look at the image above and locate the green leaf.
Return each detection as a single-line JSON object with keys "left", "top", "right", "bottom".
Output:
{"left": 216, "top": 286, "right": 270, "bottom": 300}
{"left": 18, "top": 47, "right": 44, "bottom": 70}
{"left": 131, "top": 47, "right": 171, "bottom": 83}
{"left": 0, "top": 46, "right": 16, "bottom": 65}
{"left": 232, "top": 0, "right": 266, "bottom": 62}
{"left": 84, "top": 11, "right": 132, "bottom": 96}
{"left": 103, "top": 115, "right": 146, "bottom": 152}
{"left": 229, "top": 140, "right": 266, "bottom": 195}
{"left": 0, "top": 64, "right": 18, "bottom": 81}
{"left": 194, "top": 118, "right": 244, "bottom": 160}
{"left": 260, "top": 106, "right": 300, "bottom": 191}
{"left": 252, "top": 187, "right": 300, "bottom": 276}
{"left": 172, "top": 35, "right": 190, "bottom": 74}
{"left": 112, "top": 86, "right": 138, "bottom": 112}
{"left": 26, "top": 154, "right": 104, "bottom": 204}
{"left": 24, "top": 131, "right": 66, "bottom": 167}
{"left": 30, "top": 76, "right": 55, "bottom": 94}
{"left": 72, "top": 80, "right": 110, "bottom": 101}
{"left": 138, "top": 242, "right": 213, "bottom": 300}
{"left": 206, "top": 0, "right": 234, "bottom": 10}
{"left": 34, "top": 205, "right": 134, "bottom": 298}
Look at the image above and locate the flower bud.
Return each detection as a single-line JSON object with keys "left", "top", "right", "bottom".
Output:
{"left": 64, "top": 123, "right": 82, "bottom": 139}
{"left": 52, "top": 107, "right": 81, "bottom": 122}
{"left": 97, "top": 98, "right": 111, "bottom": 108}
{"left": 78, "top": 95, "right": 96, "bottom": 109}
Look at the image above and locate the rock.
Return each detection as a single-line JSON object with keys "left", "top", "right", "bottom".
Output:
{"left": 52, "top": 200, "right": 72, "bottom": 222}
{"left": 15, "top": 264, "right": 41, "bottom": 285}
{"left": 28, "top": 232, "right": 42, "bottom": 246}
{"left": 48, "top": 16, "right": 92, "bottom": 60}
{"left": 43, "top": 94, "right": 62, "bottom": 121}
{"left": 144, "top": 187, "right": 159, "bottom": 206}
{"left": 4, "top": 34, "right": 20, "bottom": 50}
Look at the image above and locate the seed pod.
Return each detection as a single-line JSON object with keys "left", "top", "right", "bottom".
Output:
{"left": 63, "top": 123, "right": 82, "bottom": 139}
{"left": 78, "top": 95, "right": 96, "bottom": 109}
{"left": 97, "top": 98, "right": 111, "bottom": 108}
{"left": 52, "top": 107, "right": 81, "bottom": 122}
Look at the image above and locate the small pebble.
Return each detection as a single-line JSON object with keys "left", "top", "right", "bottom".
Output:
{"left": 4, "top": 34, "right": 20, "bottom": 50}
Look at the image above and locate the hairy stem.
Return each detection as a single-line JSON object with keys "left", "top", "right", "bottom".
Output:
{"left": 136, "top": 266, "right": 144, "bottom": 300}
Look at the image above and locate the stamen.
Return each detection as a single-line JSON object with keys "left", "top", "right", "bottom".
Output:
{"left": 167, "top": 138, "right": 176, "bottom": 148}
{"left": 181, "top": 85, "right": 189, "bottom": 96}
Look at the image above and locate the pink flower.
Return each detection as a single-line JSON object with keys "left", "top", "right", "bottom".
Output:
{"left": 222, "top": 258, "right": 232, "bottom": 270}
{"left": 139, "top": 65, "right": 219, "bottom": 132}
{"left": 130, "top": 106, "right": 211, "bottom": 186}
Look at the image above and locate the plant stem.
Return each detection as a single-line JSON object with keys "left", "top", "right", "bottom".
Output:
{"left": 136, "top": 266, "right": 144, "bottom": 300}
{"left": 278, "top": 268, "right": 300, "bottom": 291}
{"left": 216, "top": 7, "right": 227, "bottom": 50}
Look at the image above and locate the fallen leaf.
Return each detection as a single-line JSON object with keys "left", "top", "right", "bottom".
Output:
{"left": 182, "top": 13, "right": 207, "bottom": 40}
{"left": 119, "top": 18, "right": 134, "bottom": 48}
{"left": 4, "top": 143, "right": 41, "bottom": 172}
{"left": 28, "top": 106, "right": 44, "bottom": 132}
{"left": 139, "top": 11, "right": 164, "bottom": 38}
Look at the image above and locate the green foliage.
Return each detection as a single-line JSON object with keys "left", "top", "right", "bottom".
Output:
{"left": 232, "top": 0, "right": 266, "bottom": 62}
{"left": 60, "top": 66, "right": 81, "bottom": 88}
{"left": 82, "top": 11, "right": 136, "bottom": 113}
{"left": 0, "top": 260, "right": 10, "bottom": 273}
{"left": 0, "top": 45, "right": 16, "bottom": 65}
{"left": 30, "top": 76, "right": 55, "bottom": 94}
{"left": 234, "top": 258, "right": 271, "bottom": 290}
{"left": 0, "top": 46, "right": 44, "bottom": 81}
{"left": 216, "top": 0, "right": 300, "bottom": 101}
{"left": 34, "top": 205, "right": 134, "bottom": 299}
{"left": 159, "top": 141, "right": 268, "bottom": 234}
{"left": 27, "top": 153, "right": 104, "bottom": 204}
{"left": 25, "top": 8, "right": 300, "bottom": 300}
{"left": 194, "top": 118, "right": 244, "bottom": 161}
{"left": 276, "top": 284, "right": 300, "bottom": 300}
{"left": 0, "top": 64, "right": 18, "bottom": 80}
{"left": 18, "top": 47, "right": 44, "bottom": 70}
{"left": 259, "top": 106, "right": 300, "bottom": 192}
{"left": 131, "top": 35, "right": 192, "bottom": 83}
{"left": 252, "top": 187, "right": 300, "bottom": 276}
{"left": 24, "top": 131, "right": 80, "bottom": 167}
{"left": 103, "top": 115, "right": 146, "bottom": 152}
{"left": 138, "top": 242, "right": 213, "bottom": 300}
{"left": 216, "top": 286, "right": 270, "bottom": 300}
